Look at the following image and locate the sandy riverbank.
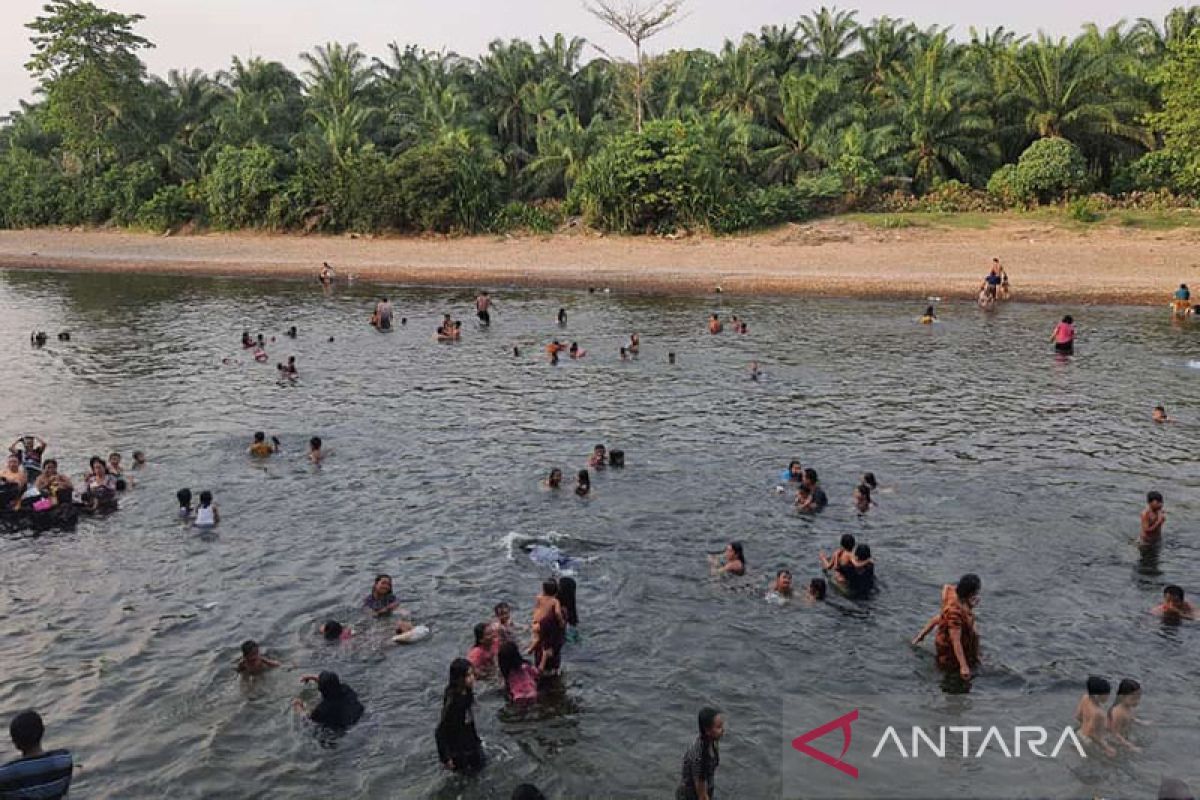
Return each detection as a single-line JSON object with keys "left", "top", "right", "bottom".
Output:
{"left": 1, "top": 219, "right": 1198, "bottom": 304}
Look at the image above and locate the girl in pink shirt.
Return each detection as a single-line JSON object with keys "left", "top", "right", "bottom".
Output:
{"left": 466, "top": 623, "right": 495, "bottom": 675}
{"left": 1051, "top": 315, "right": 1075, "bottom": 355}
{"left": 498, "top": 641, "right": 540, "bottom": 702}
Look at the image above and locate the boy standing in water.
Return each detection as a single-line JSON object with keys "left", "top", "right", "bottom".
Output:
{"left": 1108, "top": 678, "right": 1141, "bottom": 751}
{"left": 248, "top": 432, "right": 278, "bottom": 457}
{"left": 1141, "top": 491, "right": 1165, "bottom": 544}
{"left": 236, "top": 640, "right": 282, "bottom": 675}
{"left": 475, "top": 291, "right": 495, "bottom": 326}
{"left": 1075, "top": 676, "right": 1117, "bottom": 757}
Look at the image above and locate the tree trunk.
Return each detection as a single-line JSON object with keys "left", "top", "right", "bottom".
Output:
{"left": 635, "top": 41, "right": 644, "bottom": 133}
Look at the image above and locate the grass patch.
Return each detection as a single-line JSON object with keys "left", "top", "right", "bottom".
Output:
{"left": 1109, "top": 210, "right": 1200, "bottom": 230}
{"left": 842, "top": 212, "right": 992, "bottom": 230}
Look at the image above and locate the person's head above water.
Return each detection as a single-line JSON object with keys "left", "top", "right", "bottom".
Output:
{"left": 1163, "top": 584, "right": 1185, "bottom": 604}
{"left": 698, "top": 706, "right": 724, "bottom": 742}
{"left": 558, "top": 576, "right": 578, "bottom": 625}
{"left": 808, "top": 577, "right": 827, "bottom": 600}
{"left": 317, "top": 671, "right": 345, "bottom": 699}
{"left": 473, "top": 622, "right": 492, "bottom": 647}
{"left": 241, "top": 640, "right": 259, "bottom": 659}
{"left": 1116, "top": 678, "right": 1141, "bottom": 703}
{"left": 253, "top": 432, "right": 265, "bottom": 443}
{"left": 956, "top": 573, "right": 982, "bottom": 604}
{"left": 803, "top": 467, "right": 819, "bottom": 485}
{"left": 854, "top": 543, "right": 872, "bottom": 561}
{"left": 198, "top": 490, "right": 213, "bottom": 507}
{"left": 541, "top": 578, "right": 559, "bottom": 598}
{"left": 321, "top": 620, "right": 344, "bottom": 641}
{"left": 372, "top": 574, "right": 393, "bottom": 596}
{"left": 576, "top": 469, "right": 589, "bottom": 489}
{"left": 727, "top": 541, "right": 745, "bottom": 565}
{"left": 862, "top": 472, "right": 877, "bottom": 490}
{"left": 840, "top": 533, "right": 856, "bottom": 551}
{"left": 775, "top": 569, "right": 793, "bottom": 593}
{"left": 924, "top": 305, "right": 935, "bottom": 316}
{"left": 447, "top": 657, "right": 474, "bottom": 693}
{"left": 9, "top": 709, "right": 46, "bottom": 755}
{"left": 497, "top": 640, "right": 526, "bottom": 679}
{"left": 1086, "top": 675, "right": 1111, "bottom": 699}
{"left": 310, "top": 436, "right": 322, "bottom": 450}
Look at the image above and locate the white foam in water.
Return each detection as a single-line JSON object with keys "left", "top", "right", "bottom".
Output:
{"left": 500, "top": 530, "right": 567, "bottom": 560}
{"left": 1188, "top": 360, "right": 1200, "bottom": 369}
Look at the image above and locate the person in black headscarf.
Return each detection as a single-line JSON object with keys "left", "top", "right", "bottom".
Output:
{"left": 293, "top": 671, "right": 363, "bottom": 732}
{"left": 435, "top": 658, "right": 484, "bottom": 772}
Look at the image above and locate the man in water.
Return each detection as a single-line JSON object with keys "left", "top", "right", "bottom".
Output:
{"left": 1141, "top": 491, "right": 1166, "bottom": 544}
{"left": 373, "top": 298, "right": 394, "bottom": 331}
{"left": 319, "top": 262, "right": 334, "bottom": 286}
{"left": 0, "top": 710, "right": 73, "bottom": 800}
{"left": 798, "top": 468, "right": 828, "bottom": 512}
{"left": 248, "top": 432, "right": 278, "bottom": 458}
{"left": 1152, "top": 585, "right": 1194, "bottom": 620}
{"left": 475, "top": 291, "right": 496, "bottom": 326}
{"left": 981, "top": 259, "right": 1002, "bottom": 299}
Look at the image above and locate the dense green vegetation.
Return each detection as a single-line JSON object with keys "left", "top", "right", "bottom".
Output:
{"left": 2, "top": 0, "right": 1200, "bottom": 235}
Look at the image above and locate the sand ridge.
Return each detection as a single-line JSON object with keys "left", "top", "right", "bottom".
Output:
{"left": 1, "top": 220, "right": 1198, "bottom": 304}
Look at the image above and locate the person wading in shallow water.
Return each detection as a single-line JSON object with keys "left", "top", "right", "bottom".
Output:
{"left": 677, "top": 707, "right": 724, "bottom": 800}
{"left": 912, "top": 573, "right": 981, "bottom": 682}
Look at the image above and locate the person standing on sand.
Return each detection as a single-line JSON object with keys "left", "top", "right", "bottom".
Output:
{"left": 475, "top": 292, "right": 496, "bottom": 326}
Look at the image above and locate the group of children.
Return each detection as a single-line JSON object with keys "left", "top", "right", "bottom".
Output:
{"left": 1076, "top": 676, "right": 1143, "bottom": 757}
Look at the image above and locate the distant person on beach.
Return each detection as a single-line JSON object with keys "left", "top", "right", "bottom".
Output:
{"left": 248, "top": 432, "right": 278, "bottom": 457}
{"left": 912, "top": 574, "right": 982, "bottom": 682}
{"left": 295, "top": 671, "right": 363, "bottom": 732}
{"left": 1152, "top": 585, "right": 1194, "bottom": 621}
{"left": 1052, "top": 315, "right": 1075, "bottom": 355}
{"left": 436, "top": 659, "right": 484, "bottom": 773}
{"left": 982, "top": 259, "right": 1002, "bottom": 299}
{"left": 475, "top": 292, "right": 495, "bottom": 326}
{"left": 708, "top": 314, "right": 723, "bottom": 334}
{"left": 709, "top": 542, "right": 746, "bottom": 576}
{"left": 0, "top": 710, "right": 73, "bottom": 800}
{"left": 1141, "top": 491, "right": 1165, "bottom": 544}
{"left": 1075, "top": 676, "right": 1117, "bottom": 756}
{"left": 677, "top": 707, "right": 724, "bottom": 800}
{"left": 236, "top": 640, "right": 281, "bottom": 675}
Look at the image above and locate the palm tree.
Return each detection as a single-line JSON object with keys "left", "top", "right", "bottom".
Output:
{"left": 214, "top": 56, "right": 305, "bottom": 151}
{"left": 798, "top": 6, "right": 860, "bottom": 64}
{"left": 757, "top": 70, "right": 849, "bottom": 181}
{"left": 536, "top": 34, "right": 587, "bottom": 81}
{"left": 702, "top": 38, "right": 777, "bottom": 122}
{"left": 300, "top": 43, "right": 372, "bottom": 115}
{"left": 757, "top": 23, "right": 802, "bottom": 77}
{"left": 374, "top": 44, "right": 475, "bottom": 148}
{"left": 645, "top": 49, "right": 715, "bottom": 120}
{"left": 522, "top": 111, "right": 605, "bottom": 197}
{"left": 884, "top": 34, "right": 995, "bottom": 190}
{"left": 1009, "top": 35, "right": 1151, "bottom": 149}
{"left": 477, "top": 39, "right": 539, "bottom": 159}
{"left": 849, "top": 16, "right": 916, "bottom": 97}
{"left": 1135, "top": 6, "right": 1200, "bottom": 58}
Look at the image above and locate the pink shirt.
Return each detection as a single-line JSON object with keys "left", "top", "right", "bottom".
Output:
{"left": 1054, "top": 322, "right": 1074, "bottom": 344}
{"left": 467, "top": 645, "right": 493, "bottom": 673}
{"left": 506, "top": 663, "right": 540, "bottom": 701}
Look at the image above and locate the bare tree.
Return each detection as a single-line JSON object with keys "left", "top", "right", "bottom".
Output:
{"left": 583, "top": 0, "right": 686, "bottom": 132}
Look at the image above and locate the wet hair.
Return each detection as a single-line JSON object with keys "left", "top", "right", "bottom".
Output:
{"left": 253, "top": 431, "right": 265, "bottom": 442}
{"left": 497, "top": 641, "right": 526, "bottom": 679}
{"left": 856, "top": 483, "right": 872, "bottom": 503}
{"left": 1148, "top": 491, "right": 1163, "bottom": 504}
{"left": 322, "top": 620, "right": 344, "bottom": 640}
{"left": 493, "top": 601, "right": 511, "bottom": 616}
{"left": 594, "top": 444, "right": 606, "bottom": 453}
{"left": 1086, "top": 675, "right": 1112, "bottom": 697}
{"left": 956, "top": 573, "right": 982, "bottom": 601}
{"left": 1154, "top": 405, "right": 1165, "bottom": 413}
{"left": 576, "top": 470, "right": 590, "bottom": 491}
{"left": 541, "top": 579, "right": 559, "bottom": 598}
{"left": 89, "top": 456, "right": 105, "bottom": 470}
{"left": 924, "top": 305, "right": 934, "bottom": 316}
{"left": 609, "top": 450, "right": 624, "bottom": 467}
{"left": 803, "top": 467, "right": 818, "bottom": 484}
{"left": 310, "top": 436, "right": 322, "bottom": 450}
{"left": 854, "top": 544, "right": 872, "bottom": 560}
{"left": 547, "top": 467, "right": 562, "bottom": 483}
{"left": 809, "top": 578, "right": 827, "bottom": 600}
{"left": 729, "top": 541, "right": 745, "bottom": 566}
{"left": 840, "top": 533, "right": 856, "bottom": 551}
{"left": 43, "top": 459, "right": 57, "bottom": 470}
{"left": 1117, "top": 678, "right": 1141, "bottom": 697}
{"left": 777, "top": 569, "right": 792, "bottom": 579}
{"left": 788, "top": 460, "right": 801, "bottom": 472}
{"left": 373, "top": 574, "right": 393, "bottom": 592}
{"left": 199, "top": 491, "right": 213, "bottom": 507}
{"left": 241, "top": 639, "right": 258, "bottom": 657}
{"left": 177, "top": 488, "right": 192, "bottom": 507}
{"left": 862, "top": 472, "right": 877, "bottom": 490}
{"left": 558, "top": 576, "right": 578, "bottom": 626}
{"left": 1062, "top": 315, "right": 1074, "bottom": 324}
{"left": 9, "top": 710, "right": 44, "bottom": 753}
{"left": 132, "top": 451, "right": 144, "bottom": 461}
{"left": 446, "top": 658, "right": 472, "bottom": 696}
{"left": 381, "top": 297, "right": 389, "bottom": 303}
{"left": 473, "top": 622, "right": 489, "bottom": 646}
{"left": 511, "top": 784, "right": 547, "bottom": 800}
{"left": 1164, "top": 584, "right": 1185, "bottom": 602}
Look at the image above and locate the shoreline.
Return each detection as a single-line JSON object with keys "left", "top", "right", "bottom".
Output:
{"left": 1, "top": 220, "right": 1198, "bottom": 304}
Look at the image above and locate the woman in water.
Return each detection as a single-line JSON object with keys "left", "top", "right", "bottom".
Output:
{"left": 544, "top": 468, "right": 563, "bottom": 489}
{"left": 912, "top": 573, "right": 982, "bottom": 681}
{"left": 529, "top": 580, "right": 567, "bottom": 678}
{"left": 436, "top": 659, "right": 484, "bottom": 772}
{"left": 295, "top": 671, "right": 363, "bottom": 733}
{"left": 466, "top": 623, "right": 496, "bottom": 676}
{"left": 82, "top": 456, "right": 116, "bottom": 511}
{"left": 709, "top": 542, "right": 746, "bottom": 576}
{"left": 806, "top": 578, "right": 827, "bottom": 604}
{"left": 497, "top": 641, "right": 540, "bottom": 702}
{"left": 628, "top": 333, "right": 640, "bottom": 355}
{"left": 677, "top": 707, "right": 724, "bottom": 800}
{"left": 1051, "top": 314, "right": 1075, "bottom": 355}
{"left": 574, "top": 470, "right": 591, "bottom": 497}
{"left": 853, "top": 483, "right": 874, "bottom": 514}
{"left": 364, "top": 574, "right": 402, "bottom": 618}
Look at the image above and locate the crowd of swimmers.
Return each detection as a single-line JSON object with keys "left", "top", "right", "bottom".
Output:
{"left": 0, "top": 435, "right": 142, "bottom": 515}
{"left": 6, "top": 261, "right": 1198, "bottom": 800}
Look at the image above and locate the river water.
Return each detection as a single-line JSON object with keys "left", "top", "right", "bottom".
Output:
{"left": 0, "top": 270, "right": 1197, "bottom": 800}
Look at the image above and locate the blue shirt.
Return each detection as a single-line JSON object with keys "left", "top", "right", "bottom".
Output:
{"left": 0, "top": 749, "right": 73, "bottom": 800}
{"left": 1175, "top": 287, "right": 1190, "bottom": 301}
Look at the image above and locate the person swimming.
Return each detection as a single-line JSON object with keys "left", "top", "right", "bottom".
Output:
{"left": 544, "top": 468, "right": 563, "bottom": 489}
{"left": 708, "top": 314, "right": 723, "bottom": 334}
{"left": 569, "top": 342, "right": 585, "bottom": 359}
{"left": 628, "top": 333, "right": 640, "bottom": 355}
{"left": 1152, "top": 405, "right": 1170, "bottom": 423}
{"left": 709, "top": 541, "right": 745, "bottom": 576}
{"left": 767, "top": 569, "right": 793, "bottom": 599}
{"left": 176, "top": 488, "right": 192, "bottom": 519}
{"left": 920, "top": 305, "right": 937, "bottom": 324}
{"left": 574, "top": 470, "right": 590, "bottom": 497}
{"left": 749, "top": 360, "right": 762, "bottom": 381}
{"left": 588, "top": 445, "right": 607, "bottom": 469}
{"left": 853, "top": 483, "right": 874, "bottom": 513}
{"left": 194, "top": 490, "right": 219, "bottom": 528}
{"left": 241, "top": 330, "right": 254, "bottom": 349}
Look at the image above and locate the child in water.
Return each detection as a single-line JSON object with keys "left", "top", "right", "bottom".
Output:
{"left": 132, "top": 451, "right": 146, "bottom": 469}
{"left": 806, "top": 578, "right": 827, "bottom": 603}
{"left": 853, "top": 483, "right": 874, "bottom": 513}
{"left": 588, "top": 444, "right": 607, "bottom": 469}
{"left": 767, "top": 569, "right": 793, "bottom": 599}
{"left": 1107, "top": 678, "right": 1141, "bottom": 752}
{"left": 489, "top": 602, "right": 517, "bottom": 648}
{"left": 558, "top": 576, "right": 580, "bottom": 643}
{"left": 819, "top": 534, "right": 856, "bottom": 574}
{"left": 1152, "top": 585, "right": 1194, "bottom": 620}
{"left": 574, "top": 470, "right": 590, "bottom": 497}
{"left": 194, "top": 491, "right": 219, "bottom": 528}
{"left": 708, "top": 314, "right": 723, "bottom": 334}
{"left": 1075, "top": 676, "right": 1117, "bottom": 757}
{"left": 248, "top": 432, "right": 278, "bottom": 457}
{"left": 308, "top": 437, "right": 324, "bottom": 465}
{"left": 466, "top": 623, "right": 496, "bottom": 676}
{"left": 543, "top": 468, "right": 562, "bottom": 489}
{"left": 1152, "top": 405, "right": 1171, "bottom": 423}
{"left": 1141, "top": 491, "right": 1165, "bottom": 544}
{"left": 497, "top": 641, "right": 540, "bottom": 702}
{"left": 176, "top": 488, "right": 193, "bottom": 520}
{"left": 236, "top": 640, "right": 282, "bottom": 675}
{"left": 920, "top": 305, "right": 937, "bottom": 324}
{"left": 319, "top": 620, "right": 353, "bottom": 641}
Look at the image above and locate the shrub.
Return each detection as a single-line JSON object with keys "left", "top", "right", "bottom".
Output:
{"left": 1066, "top": 196, "right": 1101, "bottom": 223}
{"left": 1012, "top": 137, "right": 1088, "bottom": 203}
{"left": 987, "top": 164, "right": 1026, "bottom": 204}
{"left": 136, "top": 183, "right": 203, "bottom": 231}
{"left": 203, "top": 144, "right": 289, "bottom": 229}
{"left": 391, "top": 136, "right": 504, "bottom": 233}
{"left": 0, "top": 149, "right": 68, "bottom": 227}
{"left": 490, "top": 201, "right": 565, "bottom": 234}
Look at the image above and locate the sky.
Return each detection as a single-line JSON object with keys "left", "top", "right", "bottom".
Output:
{"left": 0, "top": 0, "right": 1183, "bottom": 113}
